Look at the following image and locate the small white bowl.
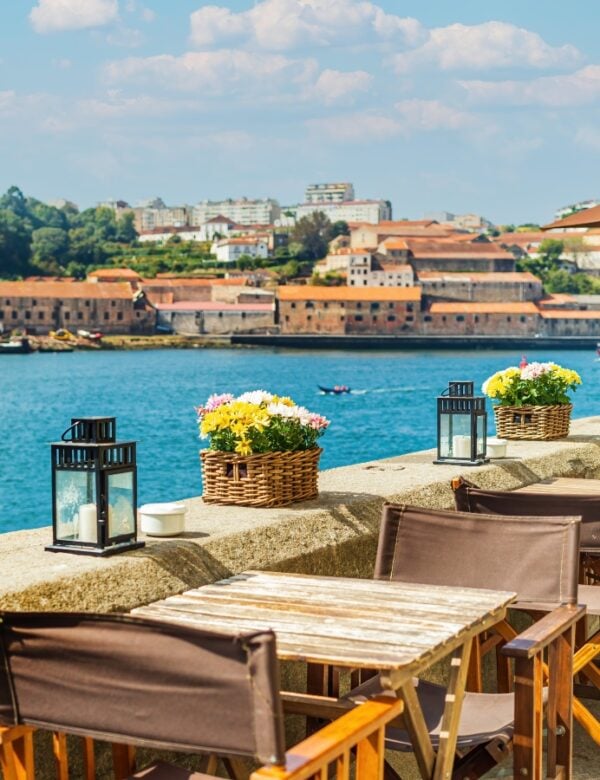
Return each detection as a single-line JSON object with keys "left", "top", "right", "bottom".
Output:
{"left": 140, "top": 502, "right": 186, "bottom": 537}
{"left": 487, "top": 438, "right": 508, "bottom": 459}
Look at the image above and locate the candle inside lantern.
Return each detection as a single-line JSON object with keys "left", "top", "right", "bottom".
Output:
{"left": 78, "top": 503, "right": 97, "bottom": 543}
{"left": 452, "top": 435, "right": 471, "bottom": 459}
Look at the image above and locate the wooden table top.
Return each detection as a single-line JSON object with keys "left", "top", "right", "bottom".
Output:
{"left": 516, "top": 478, "right": 600, "bottom": 495}
{"left": 133, "top": 571, "right": 514, "bottom": 677}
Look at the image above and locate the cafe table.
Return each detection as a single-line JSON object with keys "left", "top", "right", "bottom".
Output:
{"left": 514, "top": 477, "right": 600, "bottom": 496}
{"left": 133, "top": 570, "right": 515, "bottom": 780}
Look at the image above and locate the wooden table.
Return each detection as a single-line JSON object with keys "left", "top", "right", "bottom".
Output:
{"left": 515, "top": 477, "right": 600, "bottom": 496}
{"left": 133, "top": 570, "right": 515, "bottom": 780}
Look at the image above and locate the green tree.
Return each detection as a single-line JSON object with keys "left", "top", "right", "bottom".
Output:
{"left": 31, "top": 227, "right": 69, "bottom": 265}
{"left": 0, "top": 209, "right": 32, "bottom": 278}
{"left": 291, "top": 212, "right": 331, "bottom": 260}
{"left": 116, "top": 212, "right": 138, "bottom": 243}
{"left": 326, "top": 220, "right": 350, "bottom": 241}
{"left": 280, "top": 259, "right": 300, "bottom": 279}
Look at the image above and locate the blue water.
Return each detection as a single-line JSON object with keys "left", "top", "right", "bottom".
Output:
{"left": 1, "top": 348, "right": 599, "bottom": 533}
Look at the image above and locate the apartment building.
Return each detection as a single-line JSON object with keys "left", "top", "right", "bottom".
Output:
{"left": 305, "top": 182, "right": 355, "bottom": 204}
{"left": 296, "top": 200, "right": 391, "bottom": 225}
{"left": 0, "top": 281, "right": 154, "bottom": 334}
{"left": 278, "top": 285, "right": 421, "bottom": 335}
{"left": 192, "top": 198, "right": 280, "bottom": 226}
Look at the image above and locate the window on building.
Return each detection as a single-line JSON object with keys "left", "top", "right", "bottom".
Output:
{"left": 104, "top": 312, "right": 109, "bottom": 320}
{"left": 0, "top": 311, "right": 3, "bottom": 319}
{"left": 305, "top": 302, "right": 314, "bottom": 308}
{"left": 32, "top": 299, "right": 37, "bottom": 306}
{"left": 372, "top": 315, "right": 378, "bottom": 323}
{"left": 64, "top": 312, "right": 70, "bottom": 320}
{"left": 407, "top": 303, "right": 414, "bottom": 313}
{"left": 406, "top": 315, "right": 414, "bottom": 322}
{"left": 85, "top": 300, "right": 90, "bottom": 307}
{"left": 12, "top": 311, "right": 17, "bottom": 320}
{"left": 307, "top": 315, "right": 312, "bottom": 322}
{"left": 5, "top": 300, "right": 9, "bottom": 306}
{"left": 387, "top": 315, "right": 396, "bottom": 322}
{"left": 117, "top": 312, "right": 123, "bottom": 321}
{"left": 111, "top": 301, "right": 116, "bottom": 307}
{"left": 340, "top": 315, "right": 345, "bottom": 321}
{"left": 25, "top": 311, "right": 31, "bottom": 319}
{"left": 285, "top": 315, "right": 289, "bottom": 322}
{"left": 442, "top": 316, "right": 447, "bottom": 322}
{"left": 350, "top": 280, "right": 355, "bottom": 285}
{"left": 218, "top": 312, "right": 223, "bottom": 317}
{"left": 291, "top": 303, "right": 296, "bottom": 309}
{"left": 323, "top": 302, "right": 329, "bottom": 309}
{"left": 424, "top": 315, "right": 432, "bottom": 322}
{"left": 389, "top": 302, "right": 394, "bottom": 309}
{"left": 371, "top": 302, "right": 380, "bottom": 311}
{"left": 356, "top": 302, "right": 362, "bottom": 309}
{"left": 136, "top": 311, "right": 141, "bottom": 318}
{"left": 77, "top": 312, "right": 83, "bottom": 320}
{"left": 474, "top": 315, "right": 479, "bottom": 323}
{"left": 38, "top": 312, "right": 44, "bottom": 320}
{"left": 507, "top": 316, "right": 512, "bottom": 322}
{"left": 355, "top": 314, "right": 363, "bottom": 321}
{"left": 456, "top": 315, "right": 465, "bottom": 322}
{"left": 241, "top": 312, "right": 246, "bottom": 319}
{"left": 520, "top": 316, "right": 526, "bottom": 323}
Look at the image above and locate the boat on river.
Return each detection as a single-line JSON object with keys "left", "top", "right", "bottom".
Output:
{"left": 0, "top": 337, "right": 31, "bottom": 355}
{"left": 318, "top": 384, "right": 351, "bottom": 395}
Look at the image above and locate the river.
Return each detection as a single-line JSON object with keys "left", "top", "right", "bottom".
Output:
{"left": 1, "top": 347, "right": 598, "bottom": 533}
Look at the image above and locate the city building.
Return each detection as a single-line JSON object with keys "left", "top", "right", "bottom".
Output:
{"left": 417, "top": 272, "right": 542, "bottom": 302}
{"left": 212, "top": 237, "right": 269, "bottom": 263}
{"left": 296, "top": 200, "right": 391, "bottom": 225}
{"left": 277, "top": 285, "right": 421, "bottom": 335}
{"left": 135, "top": 205, "right": 191, "bottom": 233}
{"left": 421, "top": 302, "right": 539, "bottom": 336}
{"left": 138, "top": 226, "right": 205, "bottom": 243}
{"left": 350, "top": 221, "right": 453, "bottom": 249}
{"left": 402, "top": 239, "right": 515, "bottom": 273}
{"left": 87, "top": 268, "right": 142, "bottom": 286}
{"left": 0, "top": 281, "right": 154, "bottom": 334}
{"left": 155, "top": 300, "right": 274, "bottom": 335}
{"left": 305, "top": 182, "right": 355, "bottom": 204}
{"left": 554, "top": 199, "right": 600, "bottom": 221}
{"left": 192, "top": 198, "right": 280, "bottom": 226}
{"left": 539, "top": 309, "right": 600, "bottom": 337}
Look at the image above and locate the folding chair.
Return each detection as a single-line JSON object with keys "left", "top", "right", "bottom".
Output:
{"left": 0, "top": 611, "right": 403, "bottom": 780}
{"left": 453, "top": 475, "right": 600, "bottom": 746}
{"left": 345, "top": 504, "right": 583, "bottom": 780}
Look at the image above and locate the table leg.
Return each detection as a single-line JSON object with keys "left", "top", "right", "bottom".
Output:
{"left": 433, "top": 639, "right": 472, "bottom": 780}
{"left": 396, "top": 681, "right": 435, "bottom": 779}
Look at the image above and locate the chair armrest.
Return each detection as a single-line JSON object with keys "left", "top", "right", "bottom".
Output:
{"left": 501, "top": 605, "right": 585, "bottom": 660}
{"left": 251, "top": 696, "right": 403, "bottom": 780}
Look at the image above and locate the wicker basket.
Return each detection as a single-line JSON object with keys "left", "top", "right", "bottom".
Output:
{"left": 200, "top": 448, "right": 322, "bottom": 507}
{"left": 494, "top": 404, "right": 572, "bottom": 440}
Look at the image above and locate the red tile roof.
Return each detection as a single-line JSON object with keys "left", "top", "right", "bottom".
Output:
{"left": 88, "top": 268, "right": 141, "bottom": 280}
{"left": 0, "top": 281, "right": 133, "bottom": 299}
{"left": 155, "top": 301, "right": 273, "bottom": 312}
{"left": 539, "top": 310, "right": 600, "bottom": 319}
{"left": 543, "top": 205, "right": 600, "bottom": 230}
{"left": 430, "top": 302, "right": 538, "bottom": 314}
{"left": 417, "top": 271, "right": 540, "bottom": 283}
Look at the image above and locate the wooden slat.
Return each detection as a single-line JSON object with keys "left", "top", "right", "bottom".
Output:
{"left": 52, "top": 733, "right": 69, "bottom": 780}
{"left": 433, "top": 640, "right": 472, "bottom": 780}
{"left": 547, "top": 627, "right": 574, "bottom": 779}
{"left": 502, "top": 605, "right": 585, "bottom": 660}
{"left": 515, "top": 478, "right": 600, "bottom": 495}
{"left": 513, "top": 654, "right": 544, "bottom": 780}
{"left": 133, "top": 571, "right": 514, "bottom": 673}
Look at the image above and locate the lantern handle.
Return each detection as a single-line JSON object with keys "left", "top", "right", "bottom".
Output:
{"left": 61, "top": 421, "right": 80, "bottom": 442}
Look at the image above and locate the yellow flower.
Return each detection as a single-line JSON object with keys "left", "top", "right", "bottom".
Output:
{"left": 235, "top": 438, "right": 252, "bottom": 455}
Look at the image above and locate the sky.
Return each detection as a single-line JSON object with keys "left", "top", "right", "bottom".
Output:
{"left": 1, "top": 0, "right": 599, "bottom": 224}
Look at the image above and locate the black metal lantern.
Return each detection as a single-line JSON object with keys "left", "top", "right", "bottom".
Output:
{"left": 47, "top": 417, "right": 144, "bottom": 556}
{"left": 434, "top": 381, "right": 489, "bottom": 466}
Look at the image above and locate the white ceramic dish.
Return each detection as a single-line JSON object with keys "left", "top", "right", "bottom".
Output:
{"left": 139, "top": 502, "right": 186, "bottom": 537}
{"left": 487, "top": 438, "right": 508, "bottom": 459}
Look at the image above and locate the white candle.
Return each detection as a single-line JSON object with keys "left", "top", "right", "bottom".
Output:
{"left": 452, "top": 435, "right": 471, "bottom": 459}
{"left": 78, "top": 503, "right": 98, "bottom": 543}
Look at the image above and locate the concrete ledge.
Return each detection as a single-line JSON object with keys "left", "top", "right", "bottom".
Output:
{"left": 2, "top": 415, "right": 600, "bottom": 612}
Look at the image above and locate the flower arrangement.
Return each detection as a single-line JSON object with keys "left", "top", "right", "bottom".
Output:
{"left": 482, "top": 362, "right": 582, "bottom": 407}
{"left": 197, "top": 390, "right": 330, "bottom": 456}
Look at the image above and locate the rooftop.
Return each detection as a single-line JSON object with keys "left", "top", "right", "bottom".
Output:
{"left": 154, "top": 301, "right": 273, "bottom": 312}
{"left": 543, "top": 204, "right": 600, "bottom": 230}
{"left": 277, "top": 285, "right": 421, "bottom": 302}
{"left": 429, "top": 302, "right": 539, "bottom": 314}
{"left": 0, "top": 281, "right": 134, "bottom": 299}
{"left": 417, "top": 271, "right": 540, "bottom": 283}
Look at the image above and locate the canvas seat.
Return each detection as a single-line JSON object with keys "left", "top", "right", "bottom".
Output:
{"left": 343, "top": 502, "right": 583, "bottom": 780}
{"left": 0, "top": 611, "right": 403, "bottom": 780}
{"left": 453, "top": 476, "right": 600, "bottom": 746}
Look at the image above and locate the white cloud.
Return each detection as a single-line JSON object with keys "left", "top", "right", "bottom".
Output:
{"left": 190, "top": 0, "right": 424, "bottom": 51}
{"left": 30, "top": 0, "right": 119, "bottom": 33}
{"left": 78, "top": 94, "right": 202, "bottom": 118}
{"left": 394, "top": 99, "right": 474, "bottom": 131}
{"left": 105, "top": 26, "right": 144, "bottom": 47}
{"left": 0, "top": 91, "right": 17, "bottom": 113}
{"left": 311, "top": 69, "right": 372, "bottom": 104}
{"left": 105, "top": 50, "right": 317, "bottom": 95}
{"left": 461, "top": 65, "right": 600, "bottom": 107}
{"left": 393, "top": 21, "right": 581, "bottom": 73}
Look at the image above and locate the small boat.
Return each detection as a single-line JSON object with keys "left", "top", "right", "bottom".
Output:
{"left": 77, "top": 329, "right": 103, "bottom": 341}
{"left": 49, "top": 328, "right": 77, "bottom": 342}
{"left": 0, "top": 338, "right": 31, "bottom": 355}
{"left": 318, "top": 384, "right": 351, "bottom": 395}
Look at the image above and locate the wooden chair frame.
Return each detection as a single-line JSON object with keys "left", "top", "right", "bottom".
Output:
{"left": 0, "top": 697, "right": 404, "bottom": 780}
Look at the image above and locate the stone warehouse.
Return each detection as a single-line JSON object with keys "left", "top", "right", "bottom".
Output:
{"left": 417, "top": 271, "right": 543, "bottom": 303}
{"left": 0, "top": 281, "right": 155, "bottom": 335}
{"left": 155, "top": 301, "right": 275, "bottom": 335}
{"left": 277, "top": 285, "right": 421, "bottom": 335}
{"left": 420, "top": 302, "right": 540, "bottom": 336}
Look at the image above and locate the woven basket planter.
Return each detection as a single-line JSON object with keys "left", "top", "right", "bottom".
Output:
{"left": 494, "top": 404, "right": 572, "bottom": 441}
{"left": 200, "top": 447, "right": 322, "bottom": 507}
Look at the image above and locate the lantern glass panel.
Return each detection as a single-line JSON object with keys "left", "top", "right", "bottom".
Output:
{"left": 448, "top": 413, "right": 473, "bottom": 459}
{"left": 107, "top": 471, "right": 135, "bottom": 538}
{"left": 55, "top": 470, "right": 97, "bottom": 544}
{"left": 476, "top": 415, "right": 486, "bottom": 457}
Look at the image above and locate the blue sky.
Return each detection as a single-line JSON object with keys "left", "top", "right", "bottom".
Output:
{"left": 1, "top": 1, "right": 599, "bottom": 224}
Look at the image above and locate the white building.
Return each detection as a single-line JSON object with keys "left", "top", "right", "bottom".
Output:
{"left": 295, "top": 200, "right": 391, "bottom": 224}
{"left": 192, "top": 198, "right": 280, "bottom": 226}
{"left": 317, "top": 249, "right": 414, "bottom": 287}
{"left": 196, "top": 215, "right": 240, "bottom": 241}
{"left": 138, "top": 226, "right": 205, "bottom": 243}
{"left": 212, "top": 237, "right": 269, "bottom": 263}
{"left": 305, "top": 182, "right": 355, "bottom": 205}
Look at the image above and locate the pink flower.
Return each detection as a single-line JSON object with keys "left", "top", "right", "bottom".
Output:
{"left": 197, "top": 393, "right": 234, "bottom": 417}
{"left": 309, "top": 413, "right": 330, "bottom": 430}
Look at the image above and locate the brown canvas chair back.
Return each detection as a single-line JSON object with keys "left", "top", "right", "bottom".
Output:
{"left": 374, "top": 504, "right": 580, "bottom": 608}
{"left": 0, "top": 612, "right": 285, "bottom": 765}
{"left": 453, "top": 477, "right": 600, "bottom": 551}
